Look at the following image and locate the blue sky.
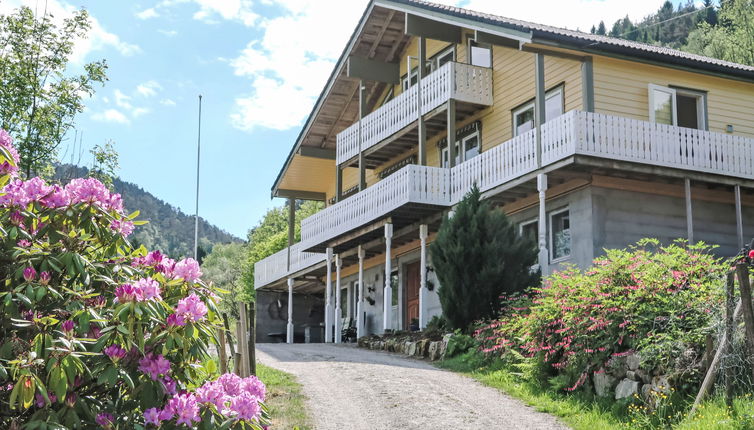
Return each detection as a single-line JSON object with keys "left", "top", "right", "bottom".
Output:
{"left": 0, "top": 0, "right": 670, "bottom": 238}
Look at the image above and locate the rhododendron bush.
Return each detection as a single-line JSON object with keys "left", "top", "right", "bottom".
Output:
{"left": 0, "top": 130, "right": 269, "bottom": 429}
{"left": 476, "top": 239, "right": 726, "bottom": 393}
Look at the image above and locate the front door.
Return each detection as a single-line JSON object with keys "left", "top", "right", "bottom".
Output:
{"left": 405, "top": 262, "right": 420, "bottom": 329}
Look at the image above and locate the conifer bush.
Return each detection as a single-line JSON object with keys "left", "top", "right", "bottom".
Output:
{"left": 0, "top": 130, "right": 269, "bottom": 429}
{"left": 430, "top": 185, "right": 539, "bottom": 332}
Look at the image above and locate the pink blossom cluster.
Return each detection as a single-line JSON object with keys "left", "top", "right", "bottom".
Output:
{"left": 173, "top": 258, "right": 202, "bottom": 282}
{"left": 143, "top": 373, "right": 266, "bottom": 427}
{"left": 0, "top": 176, "right": 124, "bottom": 215}
{"left": 132, "top": 250, "right": 178, "bottom": 277}
{"left": 114, "top": 278, "right": 162, "bottom": 303}
{"left": 0, "top": 129, "right": 20, "bottom": 176}
{"left": 168, "top": 293, "right": 208, "bottom": 326}
{"left": 138, "top": 353, "right": 171, "bottom": 381}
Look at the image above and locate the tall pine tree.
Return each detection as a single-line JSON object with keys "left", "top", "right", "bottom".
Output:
{"left": 429, "top": 186, "right": 539, "bottom": 332}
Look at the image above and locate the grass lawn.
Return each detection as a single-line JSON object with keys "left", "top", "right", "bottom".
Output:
{"left": 257, "top": 362, "right": 313, "bottom": 430}
{"left": 438, "top": 352, "right": 754, "bottom": 430}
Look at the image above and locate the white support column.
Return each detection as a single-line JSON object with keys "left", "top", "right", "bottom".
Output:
{"left": 286, "top": 278, "right": 294, "bottom": 344}
{"left": 335, "top": 254, "right": 343, "bottom": 343}
{"left": 537, "top": 173, "right": 549, "bottom": 276}
{"left": 419, "top": 224, "right": 429, "bottom": 330}
{"left": 736, "top": 184, "right": 744, "bottom": 250}
{"left": 357, "top": 245, "right": 365, "bottom": 338}
{"left": 346, "top": 281, "right": 353, "bottom": 322}
{"left": 383, "top": 224, "right": 393, "bottom": 332}
{"left": 325, "top": 248, "right": 333, "bottom": 343}
{"left": 685, "top": 178, "right": 694, "bottom": 245}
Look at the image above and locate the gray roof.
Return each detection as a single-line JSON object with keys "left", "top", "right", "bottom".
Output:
{"left": 396, "top": 0, "right": 754, "bottom": 78}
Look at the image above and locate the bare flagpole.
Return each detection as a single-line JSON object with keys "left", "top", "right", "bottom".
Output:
{"left": 194, "top": 95, "right": 202, "bottom": 260}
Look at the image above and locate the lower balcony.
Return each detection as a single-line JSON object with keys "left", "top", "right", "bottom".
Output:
{"left": 254, "top": 242, "right": 326, "bottom": 289}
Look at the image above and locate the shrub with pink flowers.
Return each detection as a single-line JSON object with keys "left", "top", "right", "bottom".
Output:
{"left": 476, "top": 239, "right": 726, "bottom": 394}
{"left": 0, "top": 130, "right": 269, "bottom": 429}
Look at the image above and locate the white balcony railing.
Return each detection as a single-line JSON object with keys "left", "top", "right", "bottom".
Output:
{"left": 336, "top": 62, "right": 493, "bottom": 165}
{"left": 254, "top": 241, "right": 326, "bottom": 289}
{"left": 301, "top": 164, "right": 451, "bottom": 248}
{"left": 256, "top": 110, "right": 754, "bottom": 288}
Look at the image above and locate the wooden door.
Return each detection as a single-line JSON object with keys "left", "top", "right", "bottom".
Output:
{"left": 405, "top": 262, "right": 420, "bottom": 329}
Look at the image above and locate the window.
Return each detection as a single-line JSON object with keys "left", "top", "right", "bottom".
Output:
{"left": 431, "top": 46, "right": 455, "bottom": 72}
{"left": 442, "top": 130, "right": 480, "bottom": 167}
{"left": 519, "top": 220, "right": 539, "bottom": 246}
{"left": 390, "top": 270, "right": 399, "bottom": 306}
{"left": 401, "top": 68, "right": 419, "bottom": 92}
{"left": 648, "top": 84, "right": 707, "bottom": 130}
{"left": 512, "top": 87, "right": 564, "bottom": 136}
{"left": 380, "top": 87, "right": 394, "bottom": 107}
{"left": 469, "top": 39, "right": 491, "bottom": 67}
{"left": 550, "top": 209, "right": 571, "bottom": 261}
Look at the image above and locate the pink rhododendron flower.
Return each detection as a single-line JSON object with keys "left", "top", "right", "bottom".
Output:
{"left": 23, "top": 266, "right": 36, "bottom": 282}
{"left": 229, "top": 392, "right": 262, "bottom": 421}
{"left": 21, "top": 177, "right": 52, "bottom": 203}
{"left": 39, "top": 271, "right": 51, "bottom": 285}
{"left": 134, "top": 278, "right": 162, "bottom": 301}
{"left": 143, "top": 407, "right": 162, "bottom": 426}
{"left": 40, "top": 184, "right": 70, "bottom": 208}
{"left": 217, "top": 373, "right": 242, "bottom": 397}
{"left": 175, "top": 293, "right": 208, "bottom": 322}
{"left": 35, "top": 392, "right": 57, "bottom": 407}
{"left": 0, "top": 179, "right": 30, "bottom": 207}
{"left": 109, "top": 219, "right": 134, "bottom": 237}
{"left": 95, "top": 412, "right": 114, "bottom": 428}
{"left": 166, "top": 313, "right": 186, "bottom": 327}
{"left": 162, "top": 375, "right": 177, "bottom": 395}
{"left": 173, "top": 258, "right": 202, "bottom": 282}
{"left": 103, "top": 345, "right": 127, "bottom": 362}
{"left": 17, "top": 239, "right": 30, "bottom": 247}
{"left": 195, "top": 380, "right": 227, "bottom": 410}
{"left": 60, "top": 320, "right": 75, "bottom": 333}
{"left": 139, "top": 353, "right": 171, "bottom": 381}
{"left": 164, "top": 393, "right": 200, "bottom": 426}
{"left": 241, "top": 376, "right": 266, "bottom": 400}
{"left": 9, "top": 211, "right": 24, "bottom": 225}
{"left": 115, "top": 284, "right": 137, "bottom": 303}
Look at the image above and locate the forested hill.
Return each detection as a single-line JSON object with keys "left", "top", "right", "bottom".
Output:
{"left": 589, "top": 0, "right": 717, "bottom": 49}
{"left": 55, "top": 165, "right": 242, "bottom": 260}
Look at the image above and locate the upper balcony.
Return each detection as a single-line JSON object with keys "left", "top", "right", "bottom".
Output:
{"left": 256, "top": 110, "right": 754, "bottom": 289}
{"left": 336, "top": 61, "right": 493, "bottom": 167}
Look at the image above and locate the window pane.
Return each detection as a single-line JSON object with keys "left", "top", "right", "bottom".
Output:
{"left": 515, "top": 107, "right": 534, "bottom": 136}
{"left": 653, "top": 89, "right": 674, "bottom": 125}
{"left": 437, "top": 51, "right": 453, "bottom": 68}
{"left": 521, "top": 221, "right": 538, "bottom": 245}
{"left": 391, "top": 271, "right": 399, "bottom": 306}
{"left": 551, "top": 211, "right": 571, "bottom": 260}
{"left": 464, "top": 135, "right": 479, "bottom": 161}
{"left": 545, "top": 92, "right": 563, "bottom": 122}
{"left": 676, "top": 94, "right": 699, "bottom": 129}
{"left": 471, "top": 45, "right": 491, "bottom": 67}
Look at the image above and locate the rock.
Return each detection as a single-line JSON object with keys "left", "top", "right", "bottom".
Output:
{"left": 402, "top": 341, "right": 411, "bottom": 355}
{"left": 407, "top": 342, "right": 417, "bottom": 356}
{"left": 428, "top": 341, "right": 441, "bottom": 361}
{"left": 651, "top": 376, "right": 671, "bottom": 394}
{"left": 593, "top": 369, "right": 618, "bottom": 397}
{"left": 641, "top": 383, "right": 652, "bottom": 400}
{"left": 626, "top": 370, "right": 637, "bottom": 381}
{"left": 440, "top": 333, "right": 453, "bottom": 359}
{"left": 635, "top": 368, "right": 652, "bottom": 384}
{"left": 626, "top": 353, "right": 642, "bottom": 371}
{"left": 416, "top": 339, "right": 429, "bottom": 357}
{"left": 605, "top": 356, "right": 627, "bottom": 379}
{"left": 615, "top": 378, "right": 640, "bottom": 400}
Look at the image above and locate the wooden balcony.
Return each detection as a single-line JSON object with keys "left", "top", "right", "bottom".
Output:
{"left": 336, "top": 61, "right": 493, "bottom": 167}
{"left": 254, "top": 242, "right": 326, "bottom": 289}
{"left": 256, "top": 110, "right": 754, "bottom": 289}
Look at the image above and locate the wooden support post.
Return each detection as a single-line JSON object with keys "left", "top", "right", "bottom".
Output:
{"left": 238, "top": 303, "right": 249, "bottom": 377}
{"left": 534, "top": 53, "right": 545, "bottom": 168}
{"left": 222, "top": 314, "right": 237, "bottom": 374}
{"left": 447, "top": 99, "right": 456, "bottom": 168}
{"left": 417, "top": 37, "right": 427, "bottom": 166}
{"left": 248, "top": 302, "right": 257, "bottom": 376}
{"left": 383, "top": 223, "right": 393, "bottom": 332}
{"left": 725, "top": 272, "right": 735, "bottom": 408}
{"left": 691, "top": 298, "right": 743, "bottom": 415}
{"left": 736, "top": 263, "right": 754, "bottom": 380}
{"left": 218, "top": 328, "right": 228, "bottom": 374}
{"left": 736, "top": 184, "right": 744, "bottom": 250}
{"left": 685, "top": 178, "right": 694, "bottom": 244}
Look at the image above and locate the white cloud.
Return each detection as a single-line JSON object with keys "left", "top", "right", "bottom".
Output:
{"left": 160, "top": 98, "right": 177, "bottom": 106}
{"left": 113, "top": 89, "right": 132, "bottom": 110}
{"left": 0, "top": 0, "right": 140, "bottom": 64}
{"left": 136, "top": 81, "right": 163, "bottom": 97}
{"left": 158, "top": 29, "right": 178, "bottom": 37}
{"left": 156, "top": 0, "right": 258, "bottom": 26}
{"left": 91, "top": 109, "right": 130, "bottom": 124}
{"left": 229, "top": 0, "right": 365, "bottom": 131}
{"left": 136, "top": 7, "right": 159, "bottom": 19}
{"left": 132, "top": 107, "right": 151, "bottom": 117}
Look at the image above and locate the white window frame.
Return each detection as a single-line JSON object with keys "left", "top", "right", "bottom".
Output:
{"left": 401, "top": 68, "right": 419, "bottom": 92}
{"left": 468, "top": 38, "right": 492, "bottom": 68}
{"left": 441, "top": 129, "right": 480, "bottom": 168}
{"left": 549, "top": 208, "right": 571, "bottom": 263}
{"left": 675, "top": 87, "right": 707, "bottom": 131}
{"left": 512, "top": 87, "right": 564, "bottom": 137}
{"left": 519, "top": 219, "right": 538, "bottom": 240}
{"left": 648, "top": 84, "right": 678, "bottom": 126}
{"left": 431, "top": 45, "right": 455, "bottom": 71}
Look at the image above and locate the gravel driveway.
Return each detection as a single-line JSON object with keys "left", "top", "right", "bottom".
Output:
{"left": 257, "top": 343, "right": 568, "bottom": 430}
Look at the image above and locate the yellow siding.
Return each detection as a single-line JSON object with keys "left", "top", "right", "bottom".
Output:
{"left": 593, "top": 55, "right": 754, "bottom": 138}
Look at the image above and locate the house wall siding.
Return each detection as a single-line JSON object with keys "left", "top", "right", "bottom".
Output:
{"left": 592, "top": 55, "right": 754, "bottom": 138}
